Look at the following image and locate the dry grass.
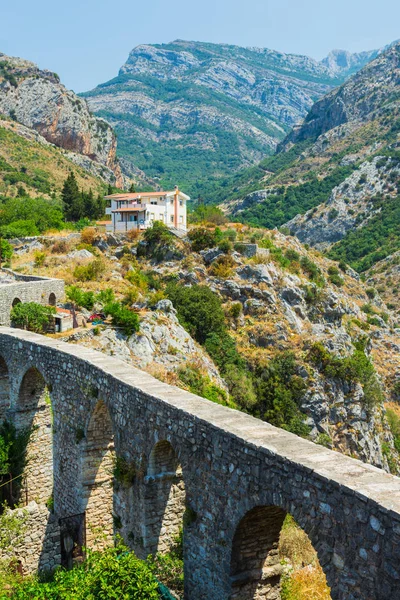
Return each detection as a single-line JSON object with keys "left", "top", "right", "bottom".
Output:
{"left": 282, "top": 564, "right": 331, "bottom": 600}
{"left": 279, "top": 516, "right": 331, "bottom": 600}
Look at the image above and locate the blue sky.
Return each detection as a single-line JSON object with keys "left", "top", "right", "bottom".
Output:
{"left": 1, "top": 0, "right": 399, "bottom": 92}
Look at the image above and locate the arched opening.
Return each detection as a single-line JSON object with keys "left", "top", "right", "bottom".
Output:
{"left": 0, "top": 356, "right": 10, "bottom": 420}
{"left": 145, "top": 440, "right": 186, "bottom": 556}
{"left": 81, "top": 400, "right": 115, "bottom": 550}
{"left": 230, "top": 506, "right": 331, "bottom": 600}
{"left": 48, "top": 292, "right": 56, "bottom": 307}
{"left": 12, "top": 298, "right": 21, "bottom": 308}
{"left": 15, "top": 367, "right": 53, "bottom": 507}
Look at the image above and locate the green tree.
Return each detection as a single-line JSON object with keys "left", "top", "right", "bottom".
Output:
{"left": 62, "top": 172, "right": 84, "bottom": 222}
{"left": 10, "top": 302, "right": 56, "bottom": 333}
{"left": 0, "top": 239, "right": 13, "bottom": 267}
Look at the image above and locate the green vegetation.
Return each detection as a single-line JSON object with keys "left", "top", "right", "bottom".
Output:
{"left": 103, "top": 302, "right": 140, "bottom": 335}
{"left": 328, "top": 192, "right": 400, "bottom": 271}
{"left": 235, "top": 166, "right": 354, "bottom": 229}
{"left": 307, "top": 341, "right": 384, "bottom": 411}
{"left": 0, "top": 197, "right": 64, "bottom": 235}
{"left": 253, "top": 352, "right": 309, "bottom": 436}
{"left": 2, "top": 543, "right": 160, "bottom": 600}
{"left": 62, "top": 172, "right": 105, "bottom": 222}
{"left": 0, "top": 421, "right": 32, "bottom": 507}
{"left": 137, "top": 222, "right": 178, "bottom": 262}
{"left": 177, "top": 365, "right": 229, "bottom": 406}
{"left": 10, "top": 302, "right": 56, "bottom": 333}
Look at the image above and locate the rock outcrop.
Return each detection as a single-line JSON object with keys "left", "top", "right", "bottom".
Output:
{"left": 0, "top": 53, "right": 123, "bottom": 186}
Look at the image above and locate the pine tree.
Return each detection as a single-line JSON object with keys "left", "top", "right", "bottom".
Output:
{"left": 62, "top": 172, "right": 83, "bottom": 222}
{"left": 107, "top": 184, "right": 113, "bottom": 196}
{"left": 129, "top": 183, "right": 136, "bottom": 193}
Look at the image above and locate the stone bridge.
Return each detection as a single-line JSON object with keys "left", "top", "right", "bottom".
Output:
{"left": 0, "top": 327, "right": 400, "bottom": 599}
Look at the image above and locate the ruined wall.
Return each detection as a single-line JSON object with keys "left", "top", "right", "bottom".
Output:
{"left": 2, "top": 502, "right": 60, "bottom": 575}
{"left": 0, "top": 271, "right": 64, "bottom": 326}
{"left": 0, "top": 328, "right": 399, "bottom": 599}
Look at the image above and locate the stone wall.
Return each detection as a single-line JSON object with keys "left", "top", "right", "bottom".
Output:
{"left": 0, "top": 270, "right": 64, "bottom": 326}
{"left": 2, "top": 502, "right": 60, "bottom": 574}
{"left": 0, "top": 328, "right": 400, "bottom": 599}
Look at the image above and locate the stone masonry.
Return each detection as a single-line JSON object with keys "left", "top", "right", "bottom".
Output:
{"left": 0, "top": 327, "right": 400, "bottom": 598}
{"left": 0, "top": 270, "right": 64, "bottom": 326}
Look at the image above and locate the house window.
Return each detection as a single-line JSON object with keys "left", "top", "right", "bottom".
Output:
{"left": 180, "top": 200, "right": 183, "bottom": 206}
{"left": 179, "top": 215, "right": 183, "bottom": 223}
{"left": 170, "top": 199, "right": 173, "bottom": 204}
{"left": 170, "top": 215, "right": 174, "bottom": 223}
{"left": 151, "top": 213, "right": 155, "bottom": 220}
{"left": 150, "top": 200, "right": 157, "bottom": 205}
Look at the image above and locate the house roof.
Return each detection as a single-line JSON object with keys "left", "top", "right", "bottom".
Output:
{"left": 105, "top": 189, "right": 190, "bottom": 201}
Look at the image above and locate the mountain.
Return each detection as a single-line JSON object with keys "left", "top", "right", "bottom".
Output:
{"left": 82, "top": 40, "right": 380, "bottom": 195}
{"left": 0, "top": 115, "right": 107, "bottom": 199}
{"left": 0, "top": 53, "right": 123, "bottom": 187}
{"left": 218, "top": 41, "right": 400, "bottom": 273}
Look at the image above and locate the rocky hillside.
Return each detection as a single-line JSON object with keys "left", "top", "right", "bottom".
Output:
{"left": 82, "top": 40, "right": 381, "bottom": 195}
{"left": 0, "top": 53, "right": 123, "bottom": 186}
{"left": 219, "top": 42, "right": 400, "bottom": 273}
{"left": 12, "top": 224, "right": 400, "bottom": 473}
{"left": 0, "top": 115, "right": 108, "bottom": 198}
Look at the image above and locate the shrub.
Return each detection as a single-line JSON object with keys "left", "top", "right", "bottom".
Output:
{"left": 66, "top": 286, "right": 95, "bottom": 311}
{"left": 5, "top": 543, "right": 159, "bottom": 599}
{"left": 300, "top": 256, "right": 323, "bottom": 282}
{"left": 74, "top": 258, "right": 105, "bottom": 282}
{"left": 218, "top": 239, "right": 232, "bottom": 254}
{"left": 366, "top": 287, "right": 376, "bottom": 299}
{"left": 33, "top": 250, "right": 46, "bottom": 267}
{"left": 80, "top": 227, "right": 97, "bottom": 245}
{"left": 0, "top": 240, "right": 13, "bottom": 265}
{"left": 187, "top": 227, "right": 217, "bottom": 252}
{"left": 208, "top": 254, "right": 235, "bottom": 278}
{"left": 137, "top": 222, "right": 176, "bottom": 261}
{"left": 104, "top": 302, "right": 140, "bottom": 335}
{"left": 177, "top": 365, "right": 229, "bottom": 406}
{"left": 0, "top": 219, "right": 39, "bottom": 238}
{"left": 327, "top": 266, "right": 344, "bottom": 287}
{"left": 10, "top": 302, "right": 55, "bottom": 333}
{"left": 166, "top": 284, "right": 226, "bottom": 344}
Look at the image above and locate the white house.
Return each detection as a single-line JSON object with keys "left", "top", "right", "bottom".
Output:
{"left": 105, "top": 187, "right": 189, "bottom": 233}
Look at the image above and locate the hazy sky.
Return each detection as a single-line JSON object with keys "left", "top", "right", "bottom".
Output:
{"left": 1, "top": 0, "right": 399, "bottom": 92}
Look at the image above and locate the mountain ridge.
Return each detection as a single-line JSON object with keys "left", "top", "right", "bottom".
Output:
{"left": 83, "top": 39, "right": 388, "bottom": 195}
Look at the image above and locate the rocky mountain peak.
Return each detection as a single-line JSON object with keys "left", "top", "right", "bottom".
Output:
{"left": 0, "top": 52, "right": 123, "bottom": 186}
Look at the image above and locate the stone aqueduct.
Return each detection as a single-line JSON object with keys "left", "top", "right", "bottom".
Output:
{"left": 0, "top": 327, "right": 400, "bottom": 599}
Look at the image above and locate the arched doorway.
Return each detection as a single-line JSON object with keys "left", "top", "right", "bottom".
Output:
{"left": 81, "top": 400, "right": 115, "bottom": 550}
{"left": 48, "top": 293, "right": 56, "bottom": 307}
{"left": 230, "top": 506, "right": 331, "bottom": 600}
{"left": 12, "top": 298, "right": 21, "bottom": 308}
{"left": 15, "top": 367, "right": 53, "bottom": 506}
{"left": 0, "top": 356, "right": 10, "bottom": 420}
{"left": 144, "top": 440, "right": 186, "bottom": 555}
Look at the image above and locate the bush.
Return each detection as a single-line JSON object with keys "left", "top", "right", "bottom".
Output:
{"left": 74, "top": 259, "right": 105, "bottom": 282}
{"left": 4, "top": 543, "right": 159, "bottom": 599}
{"left": 177, "top": 365, "right": 229, "bottom": 406}
{"left": 166, "top": 284, "right": 226, "bottom": 345}
{"left": 208, "top": 254, "right": 235, "bottom": 278}
{"left": 187, "top": 227, "right": 217, "bottom": 252}
{"left": 104, "top": 302, "right": 140, "bottom": 335}
{"left": 218, "top": 239, "right": 232, "bottom": 254}
{"left": 327, "top": 266, "right": 344, "bottom": 287}
{"left": 10, "top": 302, "right": 55, "bottom": 333}
{"left": 0, "top": 240, "right": 13, "bottom": 265}
{"left": 66, "top": 286, "right": 95, "bottom": 311}
{"left": 80, "top": 227, "right": 97, "bottom": 245}
{"left": 33, "top": 251, "right": 46, "bottom": 267}
{"left": 0, "top": 220, "right": 39, "bottom": 238}
{"left": 300, "top": 256, "right": 323, "bottom": 283}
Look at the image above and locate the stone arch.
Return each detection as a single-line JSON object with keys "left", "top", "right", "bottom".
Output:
{"left": 229, "top": 505, "right": 331, "bottom": 600}
{"left": 144, "top": 439, "right": 186, "bottom": 556}
{"left": 48, "top": 292, "right": 56, "bottom": 306}
{"left": 81, "top": 399, "right": 115, "bottom": 550}
{"left": 15, "top": 366, "right": 53, "bottom": 506}
{"left": 0, "top": 355, "right": 10, "bottom": 420}
{"left": 12, "top": 297, "right": 21, "bottom": 308}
